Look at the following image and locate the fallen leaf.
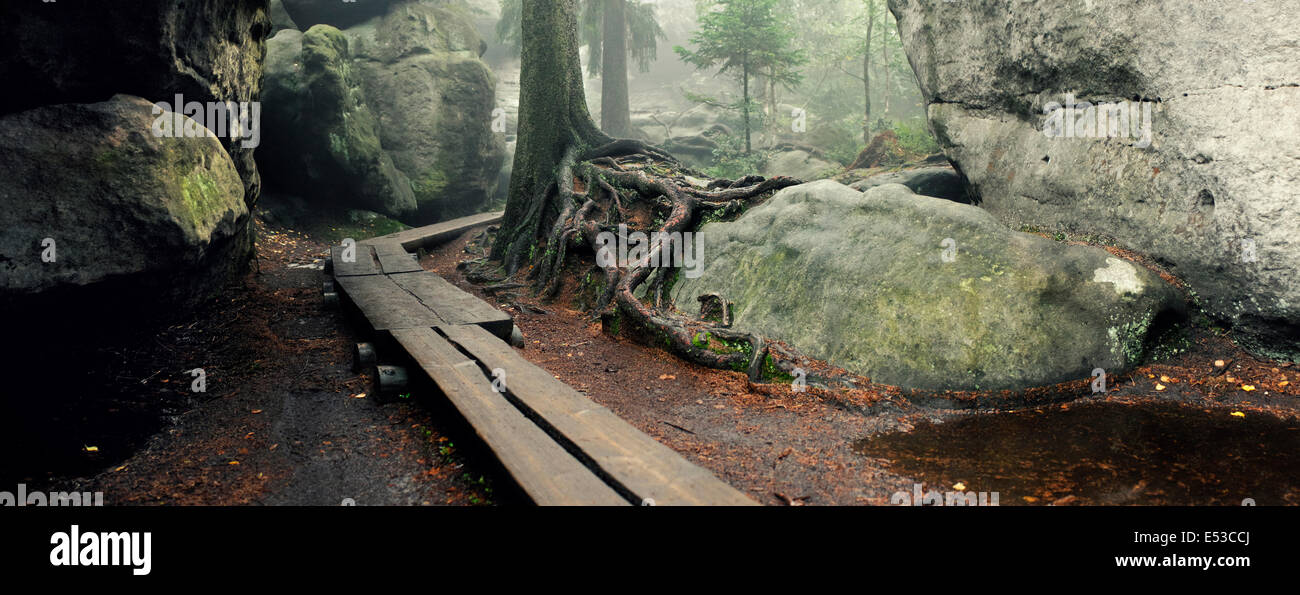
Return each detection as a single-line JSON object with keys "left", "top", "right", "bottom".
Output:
{"left": 353, "top": 393, "right": 367, "bottom": 399}
{"left": 1214, "top": 359, "right": 1226, "bottom": 368}
{"left": 1242, "top": 385, "right": 1256, "bottom": 392}
{"left": 953, "top": 482, "right": 967, "bottom": 491}
{"left": 1023, "top": 496, "right": 1039, "bottom": 503}
{"left": 251, "top": 409, "right": 263, "bottom": 414}
{"left": 1155, "top": 383, "right": 1166, "bottom": 391}
{"left": 84, "top": 446, "right": 99, "bottom": 453}
{"left": 229, "top": 461, "right": 240, "bottom": 465}
{"left": 659, "top": 374, "right": 676, "bottom": 380}
{"left": 1231, "top": 411, "right": 1245, "bottom": 418}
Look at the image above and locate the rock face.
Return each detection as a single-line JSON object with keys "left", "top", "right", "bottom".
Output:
{"left": 0, "top": 0, "right": 270, "bottom": 214}
{"left": 848, "top": 165, "right": 972, "bottom": 204}
{"left": 282, "top": 0, "right": 394, "bottom": 29}
{"left": 761, "top": 149, "right": 839, "bottom": 181}
{"left": 888, "top": 0, "right": 1300, "bottom": 360}
{"left": 671, "top": 180, "right": 1185, "bottom": 391}
{"left": 0, "top": 96, "right": 248, "bottom": 309}
{"left": 262, "top": 1, "right": 504, "bottom": 223}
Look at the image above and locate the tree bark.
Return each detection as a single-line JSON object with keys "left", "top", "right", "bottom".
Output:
{"left": 492, "top": 0, "right": 610, "bottom": 273}
{"left": 741, "top": 55, "right": 751, "bottom": 154}
{"left": 863, "top": 5, "right": 875, "bottom": 143}
{"left": 600, "top": 0, "right": 631, "bottom": 137}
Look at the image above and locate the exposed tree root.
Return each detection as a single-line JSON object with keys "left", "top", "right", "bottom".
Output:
{"left": 504, "top": 147, "right": 814, "bottom": 384}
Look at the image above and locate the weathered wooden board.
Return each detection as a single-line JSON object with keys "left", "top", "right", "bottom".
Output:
{"left": 389, "top": 271, "right": 513, "bottom": 339}
{"left": 389, "top": 327, "right": 627, "bottom": 506}
{"left": 440, "top": 324, "right": 757, "bottom": 506}
{"left": 376, "top": 253, "right": 424, "bottom": 275}
{"left": 334, "top": 274, "right": 446, "bottom": 330}
{"left": 330, "top": 244, "right": 381, "bottom": 277}
{"left": 364, "top": 211, "right": 503, "bottom": 252}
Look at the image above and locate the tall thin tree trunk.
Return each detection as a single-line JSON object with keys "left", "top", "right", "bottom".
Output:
{"left": 864, "top": 5, "right": 875, "bottom": 143}
{"left": 600, "top": 0, "right": 631, "bottom": 137}
{"left": 742, "top": 57, "right": 751, "bottom": 154}
{"left": 493, "top": 0, "right": 609, "bottom": 272}
{"left": 881, "top": 22, "right": 891, "bottom": 119}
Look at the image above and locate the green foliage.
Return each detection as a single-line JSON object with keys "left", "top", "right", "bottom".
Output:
{"left": 675, "top": 0, "right": 806, "bottom": 152}
{"left": 704, "top": 132, "right": 768, "bottom": 179}
{"left": 893, "top": 118, "right": 941, "bottom": 155}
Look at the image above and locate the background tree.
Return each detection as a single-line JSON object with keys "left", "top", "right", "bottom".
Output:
{"left": 498, "top": 0, "right": 665, "bottom": 137}
{"left": 582, "top": 0, "right": 666, "bottom": 136}
{"left": 491, "top": 0, "right": 611, "bottom": 271}
{"left": 675, "top": 0, "right": 805, "bottom": 154}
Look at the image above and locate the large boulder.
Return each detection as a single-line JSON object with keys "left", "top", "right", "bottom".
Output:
{"left": 261, "top": 27, "right": 419, "bottom": 218}
{"left": 761, "top": 149, "right": 840, "bottom": 181}
{"left": 671, "top": 180, "right": 1185, "bottom": 391}
{"left": 848, "top": 165, "right": 973, "bottom": 204}
{"left": 0, "top": 96, "right": 248, "bottom": 320}
{"left": 281, "top": 0, "right": 394, "bottom": 29}
{"left": 888, "top": 0, "right": 1300, "bottom": 360}
{"left": 262, "top": 2, "right": 505, "bottom": 223}
{"left": 0, "top": 0, "right": 271, "bottom": 215}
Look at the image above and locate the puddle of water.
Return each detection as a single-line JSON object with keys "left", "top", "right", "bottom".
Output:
{"left": 853, "top": 402, "right": 1300, "bottom": 505}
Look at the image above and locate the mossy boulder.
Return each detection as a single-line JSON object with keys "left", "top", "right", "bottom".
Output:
{"left": 261, "top": 26, "right": 418, "bottom": 218}
{"left": 261, "top": 2, "right": 504, "bottom": 223}
{"left": 0, "top": 95, "right": 248, "bottom": 311}
{"left": 0, "top": 0, "right": 270, "bottom": 215}
{"left": 670, "top": 180, "right": 1185, "bottom": 391}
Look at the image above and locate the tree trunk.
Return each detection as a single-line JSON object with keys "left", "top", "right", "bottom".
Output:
{"left": 492, "top": 0, "right": 610, "bottom": 273}
{"left": 881, "top": 22, "right": 891, "bottom": 119}
{"left": 741, "top": 56, "right": 751, "bottom": 154}
{"left": 599, "top": 0, "right": 631, "bottom": 137}
{"left": 863, "top": 5, "right": 875, "bottom": 143}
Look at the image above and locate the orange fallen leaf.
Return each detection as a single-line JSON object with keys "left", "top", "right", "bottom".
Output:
{"left": 1214, "top": 359, "right": 1226, "bottom": 368}
{"left": 229, "top": 461, "right": 240, "bottom": 465}
{"left": 251, "top": 409, "right": 263, "bottom": 414}
{"left": 659, "top": 374, "right": 676, "bottom": 380}
{"left": 353, "top": 393, "right": 367, "bottom": 399}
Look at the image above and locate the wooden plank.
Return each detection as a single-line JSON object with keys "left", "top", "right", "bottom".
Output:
{"left": 389, "top": 271, "right": 513, "bottom": 339}
{"left": 334, "top": 274, "right": 445, "bottom": 330}
{"left": 389, "top": 328, "right": 627, "bottom": 506}
{"left": 440, "top": 325, "right": 757, "bottom": 506}
{"left": 330, "top": 243, "right": 380, "bottom": 276}
{"left": 364, "top": 211, "right": 503, "bottom": 252}
{"left": 367, "top": 240, "right": 424, "bottom": 275}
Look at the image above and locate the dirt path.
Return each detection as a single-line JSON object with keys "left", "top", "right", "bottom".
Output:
{"left": 1, "top": 214, "right": 504, "bottom": 506}
{"left": 425, "top": 225, "right": 1300, "bottom": 506}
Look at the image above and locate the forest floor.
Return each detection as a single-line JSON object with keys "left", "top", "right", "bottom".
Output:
{"left": 7, "top": 212, "right": 1298, "bottom": 507}
{"left": 0, "top": 212, "right": 508, "bottom": 506}
{"left": 427, "top": 224, "right": 1300, "bottom": 506}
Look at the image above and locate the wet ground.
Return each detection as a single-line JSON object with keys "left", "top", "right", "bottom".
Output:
{"left": 427, "top": 225, "right": 1300, "bottom": 506}
{"left": 854, "top": 401, "right": 1300, "bottom": 506}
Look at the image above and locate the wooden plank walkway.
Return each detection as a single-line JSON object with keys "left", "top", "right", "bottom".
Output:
{"left": 333, "top": 211, "right": 755, "bottom": 506}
